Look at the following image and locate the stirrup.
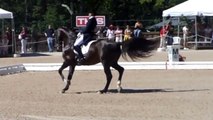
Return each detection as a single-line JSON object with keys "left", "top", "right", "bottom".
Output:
{"left": 76, "top": 57, "right": 86, "bottom": 65}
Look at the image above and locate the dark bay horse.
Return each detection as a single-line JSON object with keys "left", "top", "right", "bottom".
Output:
{"left": 56, "top": 28, "right": 159, "bottom": 94}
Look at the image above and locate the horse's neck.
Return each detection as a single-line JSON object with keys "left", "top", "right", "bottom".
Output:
{"left": 63, "top": 44, "right": 73, "bottom": 53}
{"left": 62, "top": 30, "right": 76, "bottom": 46}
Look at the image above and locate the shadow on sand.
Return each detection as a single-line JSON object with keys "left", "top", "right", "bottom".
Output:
{"left": 68, "top": 88, "right": 210, "bottom": 94}
{"left": 19, "top": 52, "right": 52, "bottom": 57}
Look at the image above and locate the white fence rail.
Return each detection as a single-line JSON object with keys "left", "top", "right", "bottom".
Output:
{"left": 1, "top": 62, "right": 213, "bottom": 75}
{"left": 23, "top": 62, "right": 213, "bottom": 71}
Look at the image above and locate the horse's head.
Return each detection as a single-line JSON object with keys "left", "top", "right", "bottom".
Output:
{"left": 56, "top": 28, "right": 77, "bottom": 51}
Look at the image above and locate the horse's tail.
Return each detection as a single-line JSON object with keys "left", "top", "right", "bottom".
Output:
{"left": 121, "top": 37, "right": 159, "bottom": 60}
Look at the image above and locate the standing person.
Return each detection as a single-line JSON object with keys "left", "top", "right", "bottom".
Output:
{"left": 158, "top": 26, "right": 167, "bottom": 50}
{"left": 106, "top": 24, "right": 115, "bottom": 41}
{"left": 124, "top": 25, "right": 132, "bottom": 41}
{"left": 5, "top": 27, "right": 12, "bottom": 54}
{"left": 96, "top": 26, "right": 104, "bottom": 39}
{"left": 165, "top": 22, "right": 174, "bottom": 45}
{"left": 74, "top": 12, "right": 97, "bottom": 63}
{"left": 133, "top": 21, "right": 143, "bottom": 38}
{"left": 19, "top": 26, "right": 27, "bottom": 54}
{"left": 45, "top": 25, "right": 55, "bottom": 52}
{"left": 114, "top": 25, "right": 123, "bottom": 43}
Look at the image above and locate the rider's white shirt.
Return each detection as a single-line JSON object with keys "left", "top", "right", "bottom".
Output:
{"left": 74, "top": 33, "right": 84, "bottom": 46}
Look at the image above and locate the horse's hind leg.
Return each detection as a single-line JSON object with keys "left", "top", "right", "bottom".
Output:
{"left": 112, "top": 62, "right": 124, "bottom": 93}
{"left": 62, "top": 65, "right": 75, "bottom": 93}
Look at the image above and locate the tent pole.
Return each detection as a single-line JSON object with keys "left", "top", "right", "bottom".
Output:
{"left": 177, "top": 17, "right": 180, "bottom": 37}
{"left": 163, "top": 17, "right": 166, "bottom": 48}
{"left": 195, "top": 16, "right": 198, "bottom": 49}
{"left": 11, "top": 18, "right": 16, "bottom": 54}
{"left": 163, "top": 17, "right": 165, "bottom": 28}
{"left": 1, "top": 20, "right": 4, "bottom": 40}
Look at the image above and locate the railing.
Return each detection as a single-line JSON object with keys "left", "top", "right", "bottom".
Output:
{"left": 1, "top": 32, "right": 213, "bottom": 56}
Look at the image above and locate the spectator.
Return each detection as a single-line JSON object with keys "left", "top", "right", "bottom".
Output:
{"left": 106, "top": 24, "right": 115, "bottom": 41}
{"left": 124, "top": 25, "right": 132, "bottom": 41}
{"left": 133, "top": 21, "right": 143, "bottom": 38}
{"left": 96, "top": 26, "right": 104, "bottom": 39}
{"left": 19, "top": 26, "right": 27, "bottom": 54}
{"left": 45, "top": 25, "right": 55, "bottom": 52}
{"left": 114, "top": 25, "right": 123, "bottom": 43}
{"left": 159, "top": 26, "right": 167, "bottom": 49}
{"left": 165, "top": 21, "right": 174, "bottom": 45}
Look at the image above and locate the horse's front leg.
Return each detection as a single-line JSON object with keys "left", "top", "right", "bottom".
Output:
{"left": 58, "top": 61, "right": 69, "bottom": 82}
{"left": 61, "top": 65, "right": 75, "bottom": 93}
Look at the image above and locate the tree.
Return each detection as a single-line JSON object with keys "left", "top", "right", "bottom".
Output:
{"left": 0, "top": 0, "right": 187, "bottom": 33}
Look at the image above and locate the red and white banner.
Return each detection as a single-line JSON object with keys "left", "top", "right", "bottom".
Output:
{"left": 76, "top": 16, "right": 105, "bottom": 27}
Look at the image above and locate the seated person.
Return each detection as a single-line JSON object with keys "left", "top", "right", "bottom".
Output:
{"left": 74, "top": 12, "right": 97, "bottom": 63}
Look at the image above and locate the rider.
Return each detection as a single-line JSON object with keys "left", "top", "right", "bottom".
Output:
{"left": 74, "top": 12, "right": 97, "bottom": 63}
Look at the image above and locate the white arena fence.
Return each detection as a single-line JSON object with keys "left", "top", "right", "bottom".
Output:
{"left": 1, "top": 61, "right": 213, "bottom": 76}
{"left": 1, "top": 34, "right": 213, "bottom": 76}
{"left": 22, "top": 62, "right": 213, "bottom": 71}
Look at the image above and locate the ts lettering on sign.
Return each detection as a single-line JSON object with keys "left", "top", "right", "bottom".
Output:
{"left": 76, "top": 16, "right": 105, "bottom": 27}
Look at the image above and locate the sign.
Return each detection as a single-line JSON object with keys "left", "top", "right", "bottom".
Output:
{"left": 167, "top": 45, "right": 180, "bottom": 63}
{"left": 76, "top": 16, "right": 105, "bottom": 27}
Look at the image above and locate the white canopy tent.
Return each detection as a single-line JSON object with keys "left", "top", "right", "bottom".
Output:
{"left": 0, "top": 8, "right": 15, "bottom": 54}
{"left": 162, "top": 0, "right": 213, "bottom": 48}
{"left": 163, "top": 0, "right": 213, "bottom": 17}
{"left": 0, "top": 8, "right": 13, "bottom": 19}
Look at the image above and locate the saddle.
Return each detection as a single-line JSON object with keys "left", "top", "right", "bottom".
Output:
{"left": 73, "top": 33, "right": 97, "bottom": 56}
{"left": 78, "top": 40, "right": 96, "bottom": 55}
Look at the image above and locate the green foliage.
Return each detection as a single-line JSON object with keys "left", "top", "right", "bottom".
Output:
{"left": 43, "top": 6, "right": 58, "bottom": 28}
{"left": 0, "top": 0, "right": 187, "bottom": 33}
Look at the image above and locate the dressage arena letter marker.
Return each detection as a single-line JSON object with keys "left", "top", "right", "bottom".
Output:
{"left": 167, "top": 45, "right": 180, "bottom": 63}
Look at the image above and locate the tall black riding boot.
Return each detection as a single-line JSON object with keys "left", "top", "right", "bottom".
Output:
{"left": 74, "top": 46, "right": 85, "bottom": 65}
{"left": 74, "top": 46, "right": 83, "bottom": 58}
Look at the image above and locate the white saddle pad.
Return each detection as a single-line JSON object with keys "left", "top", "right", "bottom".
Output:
{"left": 74, "top": 33, "right": 97, "bottom": 55}
{"left": 81, "top": 40, "right": 96, "bottom": 55}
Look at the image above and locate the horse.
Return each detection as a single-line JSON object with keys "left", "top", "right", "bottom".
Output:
{"left": 56, "top": 27, "right": 159, "bottom": 94}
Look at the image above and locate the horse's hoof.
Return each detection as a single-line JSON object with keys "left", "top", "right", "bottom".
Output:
{"left": 97, "top": 90, "right": 107, "bottom": 94}
{"left": 61, "top": 90, "right": 66, "bottom": 94}
{"left": 117, "top": 87, "right": 122, "bottom": 93}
